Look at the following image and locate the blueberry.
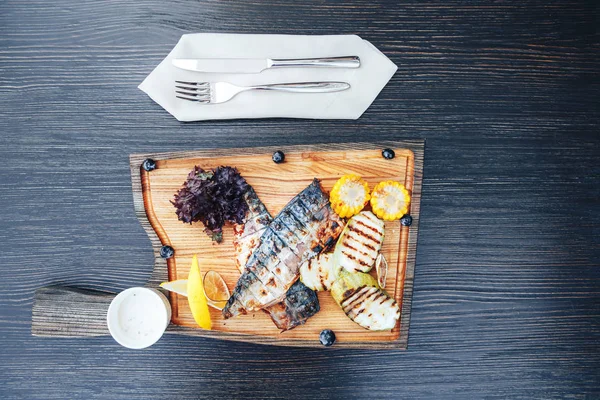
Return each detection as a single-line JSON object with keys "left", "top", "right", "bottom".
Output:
{"left": 160, "top": 245, "right": 174, "bottom": 259}
{"left": 382, "top": 149, "right": 395, "bottom": 160}
{"left": 400, "top": 215, "right": 413, "bottom": 226}
{"left": 272, "top": 151, "right": 285, "bottom": 164}
{"left": 142, "top": 158, "right": 157, "bottom": 171}
{"left": 319, "top": 329, "right": 336, "bottom": 347}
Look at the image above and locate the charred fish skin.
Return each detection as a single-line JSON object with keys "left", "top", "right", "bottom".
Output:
{"left": 223, "top": 292, "right": 246, "bottom": 319}
{"left": 236, "top": 214, "right": 271, "bottom": 238}
{"left": 244, "top": 187, "right": 271, "bottom": 219}
{"left": 298, "top": 179, "right": 329, "bottom": 210}
{"left": 252, "top": 231, "right": 295, "bottom": 278}
{"left": 244, "top": 249, "right": 288, "bottom": 296}
{"left": 233, "top": 187, "right": 273, "bottom": 272}
{"left": 232, "top": 236, "right": 291, "bottom": 311}
{"left": 229, "top": 183, "right": 319, "bottom": 325}
{"left": 288, "top": 196, "right": 344, "bottom": 251}
{"left": 223, "top": 178, "right": 341, "bottom": 319}
{"left": 284, "top": 281, "right": 320, "bottom": 324}
{"left": 234, "top": 272, "right": 263, "bottom": 310}
{"left": 288, "top": 180, "right": 344, "bottom": 251}
{"left": 233, "top": 220, "right": 265, "bottom": 273}
{"left": 314, "top": 208, "right": 344, "bottom": 251}
{"left": 253, "top": 253, "right": 290, "bottom": 299}
{"left": 270, "top": 207, "right": 324, "bottom": 266}
{"left": 276, "top": 211, "right": 314, "bottom": 259}
{"left": 240, "top": 187, "right": 272, "bottom": 237}
{"left": 270, "top": 218, "right": 309, "bottom": 260}
{"left": 247, "top": 258, "right": 288, "bottom": 296}
{"left": 244, "top": 270, "right": 286, "bottom": 307}
{"left": 267, "top": 258, "right": 298, "bottom": 289}
{"left": 278, "top": 210, "right": 312, "bottom": 241}
{"left": 234, "top": 234, "right": 263, "bottom": 269}
{"left": 249, "top": 235, "right": 295, "bottom": 277}
{"left": 264, "top": 281, "right": 320, "bottom": 332}
{"left": 223, "top": 270, "right": 279, "bottom": 316}
{"left": 264, "top": 225, "right": 302, "bottom": 279}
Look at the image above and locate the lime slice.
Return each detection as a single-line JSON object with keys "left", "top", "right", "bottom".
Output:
{"left": 160, "top": 276, "right": 228, "bottom": 311}
{"left": 202, "top": 271, "right": 230, "bottom": 310}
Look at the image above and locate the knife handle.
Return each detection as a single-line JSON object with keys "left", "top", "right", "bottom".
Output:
{"left": 269, "top": 56, "right": 360, "bottom": 69}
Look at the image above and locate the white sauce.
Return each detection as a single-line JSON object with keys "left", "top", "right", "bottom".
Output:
{"left": 107, "top": 287, "right": 171, "bottom": 349}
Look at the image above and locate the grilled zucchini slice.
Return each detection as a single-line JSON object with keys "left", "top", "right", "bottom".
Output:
{"left": 333, "top": 211, "right": 384, "bottom": 273}
{"left": 299, "top": 253, "right": 341, "bottom": 291}
{"left": 331, "top": 271, "right": 400, "bottom": 331}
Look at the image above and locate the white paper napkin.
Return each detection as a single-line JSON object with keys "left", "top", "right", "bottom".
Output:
{"left": 139, "top": 33, "right": 397, "bottom": 121}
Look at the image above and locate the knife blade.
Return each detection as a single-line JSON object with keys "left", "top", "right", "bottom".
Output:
{"left": 173, "top": 58, "right": 269, "bottom": 74}
{"left": 172, "top": 56, "right": 360, "bottom": 74}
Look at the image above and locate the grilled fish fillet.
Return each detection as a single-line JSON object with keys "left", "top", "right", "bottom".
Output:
{"left": 264, "top": 281, "right": 320, "bottom": 331}
{"left": 232, "top": 183, "right": 321, "bottom": 330}
{"left": 232, "top": 188, "right": 273, "bottom": 272}
{"left": 223, "top": 179, "right": 344, "bottom": 319}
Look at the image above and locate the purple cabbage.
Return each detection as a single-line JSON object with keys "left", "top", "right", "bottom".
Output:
{"left": 171, "top": 166, "right": 249, "bottom": 243}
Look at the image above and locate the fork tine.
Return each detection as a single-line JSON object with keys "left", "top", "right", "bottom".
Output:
{"left": 175, "top": 80, "right": 210, "bottom": 86}
{"left": 174, "top": 81, "right": 211, "bottom": 103}
{"left": 175, "top": 85, "right": 210, "bottom": 92}
{"left": 176, "top": 90, "right": 210, "bottom": 98}
{"left": 176, "top": 94, "right": 210, "bottom": 103}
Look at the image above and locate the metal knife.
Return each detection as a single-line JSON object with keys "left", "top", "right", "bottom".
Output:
{"left": 172, "top": 56, "right": 360, "bottom": 74}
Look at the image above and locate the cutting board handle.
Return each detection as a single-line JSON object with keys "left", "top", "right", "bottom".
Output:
{"left": 32, "top": 286, "right": 115, "bottom": 337}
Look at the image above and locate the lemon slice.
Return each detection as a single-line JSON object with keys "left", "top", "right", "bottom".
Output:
{"left": 203, "top": 270, "right": 230, "bottom": 310}
{"left": 187, "top": 255, "right": 212, "bottom": 330}
{"left": 160, "top": 279, "right": 188, "bottom": 297}
{"left": 160, "top": 276, "right": 228, "bottom": 310}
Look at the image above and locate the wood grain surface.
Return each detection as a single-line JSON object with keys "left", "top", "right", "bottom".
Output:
{"left": 133, "top": 142, "right": 421, "bottom": 346}
{"left": 31, "top": 141, "right": 424, "bottom": 348}
{"left": 1, "top": 0, "right": 599, "bottom": 398}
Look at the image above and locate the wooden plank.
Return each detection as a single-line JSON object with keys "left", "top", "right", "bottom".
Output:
{"left": 30, "top": 140, "right": 423, "bottom": 349}
{"left": 32, "top": 287, "right": 114, "bottom": 337}
{"left": 129, "top": 140, "right": 424, "bottom": 348}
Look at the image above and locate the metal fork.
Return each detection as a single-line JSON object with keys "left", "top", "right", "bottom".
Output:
{"left": 175, "top": 81, "right": 350, "bottom": 104}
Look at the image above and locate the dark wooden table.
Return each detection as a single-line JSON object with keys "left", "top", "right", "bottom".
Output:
{"left": 1, "top": 1, "right": 599, "bottom": 398}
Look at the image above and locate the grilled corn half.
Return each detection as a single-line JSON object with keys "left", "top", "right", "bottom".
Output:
{"left": 329, "top": 174, "right": 370, "bottom": 218}
{"left": 370, "top": 181, "right": 411, "bottom": 221}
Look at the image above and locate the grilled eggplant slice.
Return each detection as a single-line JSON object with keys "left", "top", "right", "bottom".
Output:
{"left": 330, "top": 271, "right": 400, "bottom": 331}
{"left": 299, "top": 253, "right": 342, "bottom": 291}
{"left": 333, "top": 211, "right": 384, "bottom": 273}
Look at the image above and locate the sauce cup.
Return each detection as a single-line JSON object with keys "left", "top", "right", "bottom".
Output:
{"left": 107, "top": 287, "right": 171, "bottom": 349}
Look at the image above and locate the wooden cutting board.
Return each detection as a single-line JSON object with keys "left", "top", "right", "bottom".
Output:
{"left": 131, "top": 140, "right": 423, "bottom": 348}
{"left": 31, "top": 140, "right": 424, "bottom": 349}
